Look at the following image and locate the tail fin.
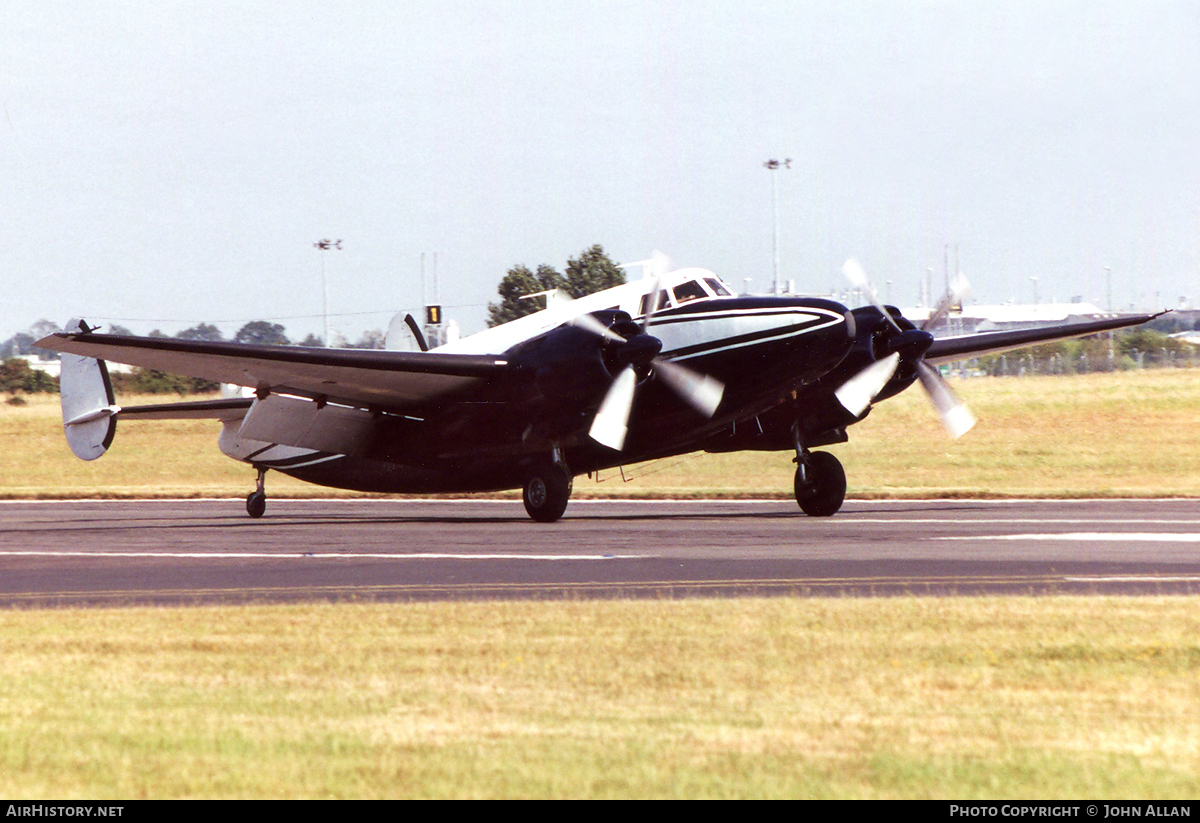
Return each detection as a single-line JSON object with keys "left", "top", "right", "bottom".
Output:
{"left": 58, "top": 319, "right": 120, "bottom": 460}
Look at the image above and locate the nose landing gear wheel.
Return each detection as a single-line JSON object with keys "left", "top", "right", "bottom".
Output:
{"left": 794, "top": 451, "right": 846, "bottom": 517}
{"left": 522, "top": 463, "right": 572, "bottom": 523}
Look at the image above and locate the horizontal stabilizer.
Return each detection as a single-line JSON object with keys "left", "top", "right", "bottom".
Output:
{"left": 118, "top": 397, "right": 254, "bottom": 421}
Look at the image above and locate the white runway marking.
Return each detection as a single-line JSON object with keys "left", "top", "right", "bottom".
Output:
{"left": 848, "top": 519, "right": 1200, "bottom": 525}
{"left": 0, "top": 550, "right": 639, "bottom": 561}
{"left": 1064, "top": 575, "right": 1200, "bottom": 583}
{"left": 940, "top": 533, "right": 1200, "bottom": 543}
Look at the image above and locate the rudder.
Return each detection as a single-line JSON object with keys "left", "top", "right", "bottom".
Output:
{"left": 58, "top": 318, "right": 120, "bottom": 460}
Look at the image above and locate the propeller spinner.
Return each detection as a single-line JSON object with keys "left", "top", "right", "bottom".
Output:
{"left": 838, "top": 259, "right": 976, "bottom": 438}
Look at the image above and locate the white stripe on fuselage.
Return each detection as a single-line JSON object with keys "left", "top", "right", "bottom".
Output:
{"left": 650, "top": 306, "right": 846, "bottom": 362}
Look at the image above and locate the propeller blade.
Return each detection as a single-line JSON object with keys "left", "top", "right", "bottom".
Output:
{"left": 568, "top": 310, "right": 627, "bottom": 345}
{"left": 536, "top": 292, "right": 629, "bottom": 346}
{"left": 653, "top": 358, "right": 724, "bottom": 418}
{"left": 916, "top": 361, "right": 977, "bottom": 439}
{"left": 588, "top": 365, "right": 638, "bottom": 450}
{"left": 922, "top": 273, "right": 971, "bottom": 332}
{"left": 842, "top": 258, "right": 901, "bottom": 331}
{"left": 640, "top": 251, "right": 673, "bottom": 333}
{"left": 834, "top": 352, "right": 900, "bottom": 417}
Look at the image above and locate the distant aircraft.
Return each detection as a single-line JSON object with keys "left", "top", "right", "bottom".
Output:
{"left": 37, "top": 256, "right": 1159, "bottom": 522}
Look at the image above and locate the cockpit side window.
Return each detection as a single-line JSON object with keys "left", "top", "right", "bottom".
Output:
{"left": 672, "top": 280, "right": 708, "bottom": 305}
{"left": 639, "top": 290, "right": 673, "bottom": 315}
{"left": 704, "top": 278, "right": 732, "bottom": 296}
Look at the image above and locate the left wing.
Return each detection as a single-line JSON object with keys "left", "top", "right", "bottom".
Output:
{"left": 36, "top": 326, "right": 510, "bottom": 410}
{"left": 924, "top": 311, "right": 1165, "bottom": 365}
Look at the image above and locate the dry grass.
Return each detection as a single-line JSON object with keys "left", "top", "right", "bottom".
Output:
{"left": 6, "top": 369, "right": 1200, "bottom": 498}
{"left": 0, "top": 596, "right": 1197, "bottom": 798}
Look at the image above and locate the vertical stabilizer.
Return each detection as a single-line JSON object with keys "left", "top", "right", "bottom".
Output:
{"left": 58, "top": 319, "right": 120, "bottom": 460}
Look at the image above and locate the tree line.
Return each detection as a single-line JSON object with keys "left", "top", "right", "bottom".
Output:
{"left": 2, "top": 319, "right": 389, "bottom": 398}
{"left": 6, "top": 244, "right": 1197, "bottom": 398}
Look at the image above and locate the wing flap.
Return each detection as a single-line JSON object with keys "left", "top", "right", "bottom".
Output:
{"left": 236, "top": 394, "right": 377, "bottom": 455}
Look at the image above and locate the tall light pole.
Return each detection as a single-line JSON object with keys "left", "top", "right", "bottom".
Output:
{"left": 314, "top": 239, "right": 342, "bottom": 347}
{"left": 764, "top": 158, "right": 791, "bottom": 295}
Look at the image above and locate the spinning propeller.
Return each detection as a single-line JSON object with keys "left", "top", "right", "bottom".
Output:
{"left": 838, "top": 259, "right": 976, "bottom": 438}
{"left": 565, "top": 263, "right": 724, "bottom": 451}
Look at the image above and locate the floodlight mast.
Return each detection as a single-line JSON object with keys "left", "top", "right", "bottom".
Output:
{"left": 764, "top": 158, "right": 791, "bottom": 295}
{"left": 314, "top": 238, "right": 342, "bottom": 347}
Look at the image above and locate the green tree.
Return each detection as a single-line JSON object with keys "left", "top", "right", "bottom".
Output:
{"left": 0, "top": 358, "right": 58, "bottom": 393}
{"left": 486, "top": 264, "right": 568, "bottom": 327}
{"left": 486, "top": 246, "right": 623, "bottom": 328}
{"left": 176, "top": 323, "right": 225, "bottom": 342}
{"left": 563, "top": 244, "right": 624, "bottom": 299}
{"left": 345, "top": 330, "right": 385, "bottom": 349}
{"left": 5, "top": 333, "right": 35, "bottom": 357}
{"left": 234, "top": 321, "right": 290, "bottom": 346}
{"left": 111, "top": 369, "right": 219, "bottom": 395}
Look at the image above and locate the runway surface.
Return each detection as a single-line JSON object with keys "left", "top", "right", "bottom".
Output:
{"left": 2, "top": 498, "right": 1200, "bottom": 606}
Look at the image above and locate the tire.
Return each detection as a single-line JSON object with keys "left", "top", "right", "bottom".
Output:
{"left": 522, "top": 463, "right": 572, "bottom": 523}
{"left": 795, "top": 451, "right": 846, "bottom": 517}
{"left": 246, "top": 491, "right": 267, "bottom": 519}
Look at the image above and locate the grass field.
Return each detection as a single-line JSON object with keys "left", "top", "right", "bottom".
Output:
{"left": 5, "top": 368, "right": 1200, "bottom": 498}
{"left": 1, "top": 597, "right": 1197, "bottom": 799}
{"left": 4, "top": 370, "right": 1200, "bottom": 798}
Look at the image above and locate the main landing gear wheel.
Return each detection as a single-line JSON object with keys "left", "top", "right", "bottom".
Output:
{"left": 246, "top": 491, "right": 266, "bottom": 519}
{"left": 522, "top": 463, "right": 572, "bottom": 523}
{"left": 246, "top": 466, "right": 267, "bottom": 519}
{"left": 795, "top": 451, "right": 846, "bottom": 517}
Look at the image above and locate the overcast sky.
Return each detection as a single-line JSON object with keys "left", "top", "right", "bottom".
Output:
{"left": 3, "top": 1, "right": 1198, "bottom": 342}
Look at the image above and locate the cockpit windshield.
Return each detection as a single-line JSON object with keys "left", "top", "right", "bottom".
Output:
{"left": 672, "top": 280, "right": 708, "bottom": 305}
{"left": 637, "top": 272, "right": 734, "bottom": 315}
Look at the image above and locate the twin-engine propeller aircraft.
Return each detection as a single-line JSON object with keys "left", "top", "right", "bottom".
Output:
{"left": 37, "top": 257, "right": 1159, "bottom": 522}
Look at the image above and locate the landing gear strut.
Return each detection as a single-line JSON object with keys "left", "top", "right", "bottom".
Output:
{"left": 791, "top": 424, "right": 846, "bottom": 517}
{"left": 246, "top": 466, "right": 267, "bottom": 518}
{"left": 522, "top": 460, "right": 572, "bottom": 523}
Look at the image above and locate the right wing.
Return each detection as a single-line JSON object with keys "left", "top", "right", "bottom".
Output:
{"left": 924, "top": 311, "right": 1165, "bottom": 365}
